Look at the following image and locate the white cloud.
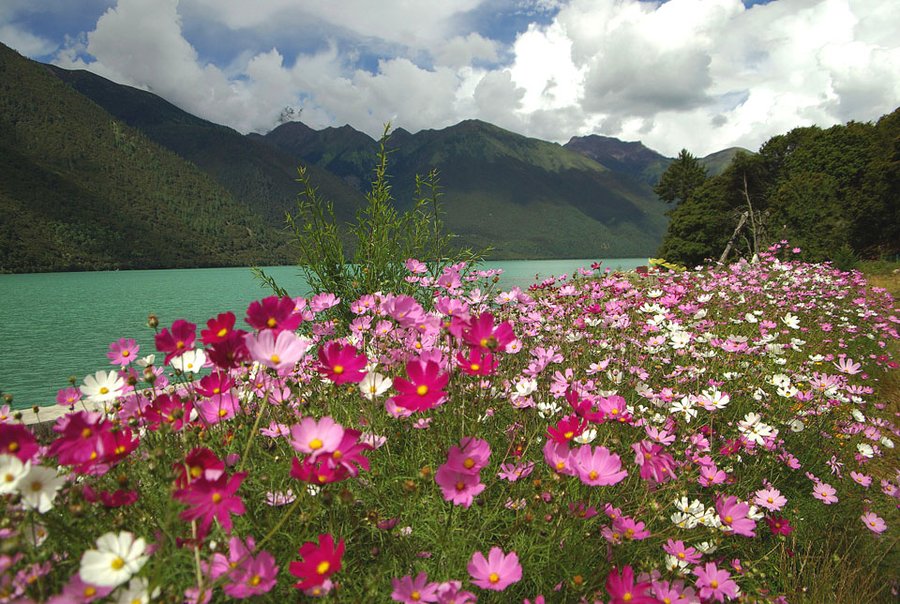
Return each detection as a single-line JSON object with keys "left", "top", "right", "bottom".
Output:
{"left": 0, "top": 24, "right": 57, "bottom": 56}
{"left": 13, "top": 0, "right": 896, "bottom": 158}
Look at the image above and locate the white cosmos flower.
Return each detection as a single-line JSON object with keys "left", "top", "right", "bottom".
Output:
{"left": 81, "top": 370, "right": 125, "bottom": 404}
{"left": 782, "top": 313, "right": 801, "bottom": 329}
{"left": 669, "top": 397, "right": 697, "bottom": 422}
{"left": 18, "top": 465, "right": 65, "bottom": 513}
{"left": 514, "top": 378, "right": 538, "bottom": 397}
{"left": 670, "top": 512, "right": 698, "bottom": 529}
{"left": 787, "top": 419, "right": 805, "bottom": 432}
{"left": 0, "top": 454, "right": 30, "bottom": 495}
{"left": 170, "top": 349, "right": 206, "bottom": 374}
{"left": 359, "top": 372, "right": 392, "bottom": 401}
{"left": 573, "top": 428, "right": 597, "bottom": 444}
{"left": 79, "top": 531, "right": 148, "bottom": 587}
{"left": 857, "top": 443, "right": 875, "bottom": 458}
{"left": 881, "top": 436, "right": 894, "bottom": 449}
{"left": 114, "top": 576, "right": 159, "bottom": 604}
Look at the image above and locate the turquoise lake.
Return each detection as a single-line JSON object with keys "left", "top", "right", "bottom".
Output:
{"left": 0, "top": 259, "right": 645, "bottom": 409}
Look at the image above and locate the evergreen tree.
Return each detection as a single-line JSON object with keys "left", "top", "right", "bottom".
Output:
{"left": 653, "top": 149, "right": 708, "bottom": 204}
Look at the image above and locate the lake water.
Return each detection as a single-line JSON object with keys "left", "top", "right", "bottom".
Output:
{"left": 0, "top": 259, "right": 645, "bottom": 409}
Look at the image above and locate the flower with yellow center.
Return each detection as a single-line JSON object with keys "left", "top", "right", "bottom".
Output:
{"left": 79, "top": 531, "right": 148, "bottom": 587}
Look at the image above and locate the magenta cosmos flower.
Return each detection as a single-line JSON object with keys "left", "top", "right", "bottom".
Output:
{"left": 390, "top": 359, "right": 450, "bottom": 412}
{"left": 289, "top": 533, "right": 344, "bottom": 591}
{"left": 605, "top": 565, "right": 656, "bottom": 604}
{"left": 107, "top": 338, "right": 139, "bottom": 366}
{"left": 391, "top": 572, "right": 439, "bottom": 603}
{"left": 245, "top": 296, "right": 302, "bottom": 333}
{"left": 173, "top": 471, "right": 246, "bottom": 539}
{"left": 715, "top": 495, "right": 756, "bottom": 537}
{"left": 693, "top": 562, "right": 740, "bottom": 602}
{"left": 445, "top": 437, "right": 491, "bottom": 474}
{"left": 467, "top": 547, "right": 522, "bottom": 591}
{"left": 154, "top": 319, "right": 196, "bottom": 364}
{"left": 434, "top": 465, "right": 485, "bottom": 508}
{"left": 570, "top": 444, "right": 628, "bottom": 486}
{"left": 317, "top": 341, "right": 368, "bottom": 384}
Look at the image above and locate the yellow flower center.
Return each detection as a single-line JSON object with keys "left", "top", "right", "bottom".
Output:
{"left": 309, "top": 438, "right": 323, "bottom": 450}
{"left": 82, "top": 428, "right": 92, "bottom": 438}
{"left": 218, "top": 409, "right": 228, "bottom": 417}
{"left": 99, "top": 387, "right": 109, "bottom": 395}
{"left": 176, "top": 340, "right": 185, "bottom": 349}
{"left": 333, "top": 365, "right": 344, "bottom": 375}
{"left": 122, "top": 350, "right": 130, "bottom": 357}
{"left": 7, "top": 443, "right": 18, "bottom": 452}
{"left": 488, "top": 572, "right": 500, "bottom": 584}
{"left": 267, "top": 318, "right": 277, "bottom": 328}
{"left": 270, "top": 354, "right": 281, "bottom": 364}
{"left": 84, "top": 587, "right": 97, "bottom": 597}
{"left": 3, "top": 473, "right": 13, "bottom": 483}
{"left": 213, "top": 387, "right": 221, "bottom": 394}
{"left": 416, "top": 385, "right": 429, "bottom": 396}
{"left": 190, "top": 466, "right": 202, "bottom": 478}
{"left": 588, "top": 471, "right": 598, "bottom": 480}
{"left": 316, "top": 561, "right": 331, "bottom": 575}
{"left": 555, "top": 462, "right": 565, "bottom": 470}
{"left": 724, "top": 515, "right": 733, "bottom": 524}
{"left": 411, "top": 591, "right": 421, "bottom": 601}
{"left": 710, "top": 580, "right": 719, "bottom": 588}
{"left": 249, "top": 574, "right": 262, "bottom": 586}
{"left": 212, "top": 493, "right": 222, "bottom": 504}
{"left": 677, "top": 552, "right": 686, "bottom": 559}
{"left": 463, "top": 458, "right": 475, "bottom": 469}
{"left": 455, "top": 481, "right": 466, "bottom": 491}
{"left": 623, "top": 594, "right": 633, "bottom": 602}
{"left": 30, "top": 481, "right": 43, "bottom": 492}
{"left": 217, "top": 327, "right": 228, "bottom": 337}
{"left": 470, "top": 363, "right": 480, "bottom": 371}
{"left": 110, "top": 557, "right": 125, "bottom": 570}
{"left": 610, "top": 408, "right": 618, "bottom": 415}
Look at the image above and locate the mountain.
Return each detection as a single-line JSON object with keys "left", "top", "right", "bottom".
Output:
{"left": 565, "top": 135, "right": 751, "bottom": 185}
{"left": 0, "top": 43, "right": 293, "bottom": 273}
{"left": 46, "top": 65, "right": 367, "bottom": 227}
{"left": 262, "top": 119, "right": 669, "bottom": 258}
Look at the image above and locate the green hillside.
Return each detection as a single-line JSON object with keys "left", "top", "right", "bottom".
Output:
{"left": 47, "top": 66, "right": 367, "bottom": 227}
{"left": 0, "top": 43, "right": 293, "bottom": 273}
{"left": 265, "top": 119, "right": 669, "bottom": 258}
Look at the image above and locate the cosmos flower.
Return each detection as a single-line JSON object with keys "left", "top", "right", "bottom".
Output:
{"left": 467, "top": 547, "right": 522, "bottom": 591}
{"left": 79, "top": 531, "right": 148, "bottom": 588}
{"left": 289, "top": 534, "right": 344, "bottom": 591}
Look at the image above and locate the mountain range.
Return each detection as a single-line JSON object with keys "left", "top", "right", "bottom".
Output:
{"left": 0, "top": 43, "right": 743, "bottom": 272}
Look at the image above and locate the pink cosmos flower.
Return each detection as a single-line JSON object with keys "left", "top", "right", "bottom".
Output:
{"left": 716, "top": 495, "right": 757, "bottom": 537}
{"left": 290, "top": 417, "right": 345, "bottom": 460}
{"left": 154, "top": 319, "right": 196, "bottom": 364}
{"left": 455, "top": 347, "right": 498, "bottom": 376}
{"left": 391, "top": 572, "right": 439, "bottom": 603}
{"left": 245, "top": 329, "right": 310, "bottom": 374}
{"left": 174, "top": 447, "right": 225, "bottom": 488}
{"left": 309, "top": 293, "right": 341, "bottom": 313}
{"left": 497, "top": 461, "right": 535, "bottom": 482}
{"left": 208, "top": 536, "right": 278, "bottom": 599}
{"left": 543, "top": 440, "right": 575, "bottom": 476}
{"left": 445, "top": 437, "right": 491, "bottom": 474}
{"left": 467, "top": 547, "right": 522, "bottom": 591}
{"left": 605, "top": 565, "right": 656, "bottom": 604}
{"left": 766, "top": 516, "right": 794, "bottom": 536}
{"left": 458, "top": 312, "right": 515, "bottom": 352}
{"left": 693, "top": 562, "right": 740, "bottom": 602}
{"left": 173, "top": 471, "right": 246, "bottom": 539}
{"left": 55, "top": 386, "right": 82, "bottom": 407}
{"left": 812, "top": 482, "right": 838, "bottom": 504}
{"left": 434, "top": 465, "right": 485, "bottom": 508}
{"left": 753, "top": 487, "right": 787, "bottom": 512}
{"left": 664, "top": 539, "right": 702, "bottom": 565}
{"left": 850, "top": 471, "right": 872, "bottom": 487}
{"left": 632, "top": 440, "right": 677, "bottom": 484}
{"left": 317, "top": 341, "right": 368, "bottom": 384}
{"left": 245, "top": 296, "right": 302, "bottom": 333}
{"left": 47, "top": 574, "right": 114, "bottom": 603}
{"left": 570, "top": 444, "right": 628, "bottom": 486}
{"left": 698, "top": 463, "right": 727, "bottom": 487}
{"left": 107, "top": 338, "right": 139, "bottom": 366}
{"left": 613, "top": 516, "right": 651, "bottom": 541}
{"left": 860, "top": 512, "right": 887, "bottom": 534}
{"left": 289, "top": 534, "right": 344, "bottom": 591}
{"left": 194, "top": 392, "right": 241, "bottom": 425}
{"left": 390, "top": 359, "right": 450, "bottom": 412}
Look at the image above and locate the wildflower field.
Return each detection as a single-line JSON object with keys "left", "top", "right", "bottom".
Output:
{"left": 1, "top": 243, "right": 898, "bottom": 603}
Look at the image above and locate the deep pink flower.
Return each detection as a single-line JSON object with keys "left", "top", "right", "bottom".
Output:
{"left": 716, "top": 495, "right": 756, "bottom": 537}
{"left": 632, "top": 440, "right": 677, "bottom": 484}
{"left": 605, "top": 565, "right": 656, "bottom": 604}
{"left": 201, "top": 312, "right": 237, "bottom": 345}
{"left": 289, "top": 534, "right": 344, "bottom": 591}
{"left": 390, "top": 359, "right": 450, "bottom": 412}
{"left": 107, "top": 338, "right": 139, "bottom": 366}
{"left": 458, "top": 312, "right": 515, "bottom": 352}
{"left": 571, "top": 444, "right": 628, "bottom": 486}
{"left": 154, "top": 319, "right": 197, "bottom": 364}
{"left": 565, "top": 388, "right": 604, "bottom": 423}
{"left": 317, "top": 341, "right": 368, "bottom": 384}
{"left": 766, "top": 516, "right": 794, "bottom": 536}
{"left": 546, "top": 414, "right": 588, "bottom": 445}
{"left": 613, "top": 516, "right": 651, "bottom": 541}
{"left": 173, "top": 447, "right": 225, "bottom": 488}
{"left": 467, "top": 547, "right": 522, "bottom": 591}
{"left": 196, "top": 371, "right": 235, "bottom": 397}
{"left": 174, "top": 471, "right": 247, "bottom": 539}
{"left": 245, "top": 296, "right": 302, "bottom": 333}
{"left": 455, "top": 347, "right": 498, "bottom": 376}
{"left": 47, "top": 411, "right": 106, "bottom": 466}
{"left": 693, "top": 562, "right": 740, "bottom": 602}
{"left": 143, "top": 394, "right": 190, "bottom": 431}
{"left": 0, "top": 423, "right": 39, "bottom": 462}
{"left": 391, "top": 572, "right": 439, "bottom": 603}
{"left": 543, "top": 440, "right": 575, "bottom": 476}
{"left": 206, "top": 331, "right": 250, "bottom": 369}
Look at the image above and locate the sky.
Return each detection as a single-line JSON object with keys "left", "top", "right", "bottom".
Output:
{"left": 1, "top": 0, "right": 897, "bottom": 156}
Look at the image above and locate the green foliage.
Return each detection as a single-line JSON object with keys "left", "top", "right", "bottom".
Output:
{"left": 274, "top": 125, "right": 483, "bottom": 306}
{"left": 658, "top": 108, "right": 900, "bottom": 266}
{"left": 0, "top": 44, "right": 292, "bottom": 273}
{"left": 653, "top": 149, "right": 708, "bottom": 204}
